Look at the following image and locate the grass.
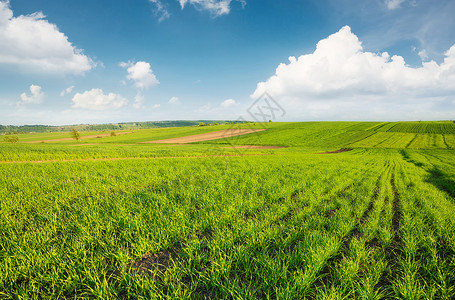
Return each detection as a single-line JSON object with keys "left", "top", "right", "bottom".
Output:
{"left": 0, "top": 121, "right": 454, "bottom": 298}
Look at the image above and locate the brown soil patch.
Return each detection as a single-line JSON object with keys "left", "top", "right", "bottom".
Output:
{"left": 130, "top": 229, "right": 214, "bottom": 276}
{"left": 141, "top": 129, "right": 266, "bottom": 144}
{"left": 324, "top": 208, "right": 339, "bottom": 218}
{"left": 130, "top": 244, "right": 182, "bottom": 275}
{"left": 226, "top": 145, "right": 287, "bottom": 149}
{"left": 317, "top": 148, "right": 353, "bottom": 154}
{"left": 22, "top": 132, "right": 132, "bottom": 143}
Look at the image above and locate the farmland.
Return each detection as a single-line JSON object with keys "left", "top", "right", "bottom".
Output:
{"left": 1, "top": 121, "right": 454, "bottom": 299}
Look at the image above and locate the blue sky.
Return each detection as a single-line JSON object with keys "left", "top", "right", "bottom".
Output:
{"left": 0, "top": 0, "right": 454, "bottom": 125}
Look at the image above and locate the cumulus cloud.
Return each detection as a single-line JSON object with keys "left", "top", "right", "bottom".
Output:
{"left": 179, "top": 0, "right": 246, "bottom": 16}
{"left": 252, "top": 26, "right": 455, "bottom": 120}
{"left": 0, "top": 1, "right": 94, "bottom": 74}
{"left": 60, "top": 85, "right": 75, "bottom": 97}
{"left": 20, "top": 84, "right": 44, "bottom": 104}
{"left": 72, "top": 88, "right": 127, "bottom": 110}
{"left": 120, "top": 61, "right": 159, "bottom": 89}
{"left": 385, "top": 0, "right": 405, "bottom": 10}
{"left": 153, "top": 103, "right": 161, "bottom": 109}
{"left": 220, "top": 98, "right": 238, "bottom": 108}
{"left": 149, "top": 0, "right": 170, "bottom": 22}
{"left": 253, "top": 26, "right": 455, "bottom": 98}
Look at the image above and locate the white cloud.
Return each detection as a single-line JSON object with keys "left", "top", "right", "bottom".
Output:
{"left": 179, "top": 0, "right": 246, "bottom": 16}
{"left": 20, "top": 84, "right": 44, "bottom": 104}
{"left": 252, "top": 26, "right": 455, "bottom": 120}
{"left": 60, "top": 85, "right": 75, "bottom": 97}
{"left": 149, "top": 0, "right": 170, "bottom": 22}
{"left": 220, "top": 98, "right": 238, "bottom": 108}
{"left": 133, "top": 92, "right": 144, "bottom": 109}
{"left": 72, "top": 88, "right": 127, "bottom": 110}
{"left": 385, "top": 0, "right": 405, "bottom": 10}
{"left": 120, "top": 61, "right": 159, "bottom": 89}
{"left": 0, "top": 1, "right": 94, "bottom": 74}
{"left": 153, "top": 104, "right": 161, "bottom": 109}
{"left": 168, "top": 96, "right": 180, "bottom": 105}
{"left": 418, "top": 49, "right": 428, "bottom": 61}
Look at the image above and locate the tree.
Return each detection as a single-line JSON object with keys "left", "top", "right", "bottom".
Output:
{"left": 110, "top": 131, "right": 117, "bottom": 136}
{"left": 71, "top": 128, "right": 81, "bottom": 142}
{"left": 3, "top": 135, "right": 19, "bottom": 143}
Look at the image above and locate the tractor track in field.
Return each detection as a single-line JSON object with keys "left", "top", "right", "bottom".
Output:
{"left": 317, "top": 148, "right": 352, "bottom": 154}
{"left": 309, "top": 169, "right": 385, "bottom": 295}
{"left": 369, "top": 122, "right": 389, "bottom": 131}
{"left": 385, "top": 123, "right": 399, "bottom": 132}
{"left": 395, "top": 157, "right": 455, "bottom": 286}
{"left": 308, "top": 163, "right": 405, "bottom": 297}
{"left": 232, "top": 180, "right": 358, "bottom": 261}
{"left": 345, "top": 130, "right": 377, "bottom": 146}
{"left": 0, "top": 153, "right": 273, "bottom": 164}
{"left": 375, "top": 170, "right": 403, "bottom": 295}
{"left": 442, "top": 134, "right": 450, "bottom": 149}
{"left": 405, "top": 134, "right": 418, "bottom": 148}
{"left": 281, "top": 180, "right": 357, "bottom": 228}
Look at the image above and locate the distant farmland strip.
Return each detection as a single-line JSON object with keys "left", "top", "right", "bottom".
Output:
{"left": 141, "top": 129, "right": 266, "bottom": 144}
{"left": 387, "top": 122, "right": 455, "bottom": 134}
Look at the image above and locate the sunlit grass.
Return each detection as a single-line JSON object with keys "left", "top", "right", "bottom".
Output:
{"left": 0, "top": 122, "right": 454, "bottom": 298}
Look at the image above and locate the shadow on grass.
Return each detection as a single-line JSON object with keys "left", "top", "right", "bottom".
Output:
{"left": 426, "top": 168, "right": 455, "bottom": 199}
{"left": 400, "top": 150, "right": 454, "bottom": 199}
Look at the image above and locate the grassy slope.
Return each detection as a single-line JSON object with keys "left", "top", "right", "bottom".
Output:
{"left": 205, "top": 121, "right": 455, "bottom": 149}
{"left": 0, "top": 121, "right": 454, "bottom": 298}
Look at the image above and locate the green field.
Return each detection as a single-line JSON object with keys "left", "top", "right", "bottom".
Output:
{"left": 1, "top": 121, "right": 455, "bottom": 299}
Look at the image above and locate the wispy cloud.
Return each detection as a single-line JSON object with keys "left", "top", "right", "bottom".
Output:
{"left": 323, "top": 0, "right": 455, "bottom": 64}
{"left": 385, "top": 0, "right": 405, "bottom": 10}
{"left": 179, "top": 0, "right": 246, "bottom": 17}
{"left": 149, "top": 0, "right": 170, "bottom": 22}
{"left": 133, "top": 93, "right": 145, "bottom": 109}
{"left": 60, "top": 85, "right": 75, "bottom": 97}
{"left": 168, "top": 96, "right": 180, "bottom": 105}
